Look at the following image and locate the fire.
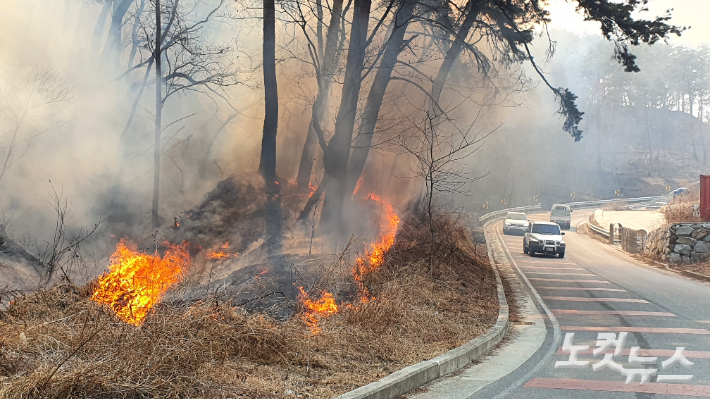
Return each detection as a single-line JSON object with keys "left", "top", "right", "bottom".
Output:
{"left": 351, "top": 193, "right": 400, "bottom": 301}
{"left": 206, "top": 242, "right": 236, "bottom": 260}
{"left": 353, "top": 176, "right": 365, "bottom": 195}
{"left": 206, "top": 251, "right": 229, "bottom": 260}
{"left": 297, "top": 286, "right": 339, "bottom": 335}
{"left": 91, "top": 239, "right": 190, "bottom": 326}
{"left": 355, "top": 194, "right": 400, "bottom": 279}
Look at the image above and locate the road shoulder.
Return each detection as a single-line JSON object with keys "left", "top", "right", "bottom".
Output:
{"left": 407, "top": 223, "right": 548, "bottom": 399}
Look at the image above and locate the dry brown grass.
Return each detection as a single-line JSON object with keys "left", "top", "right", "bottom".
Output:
{"left": 661, "top": 189, "right": 701, "bottom": 225}
{"left": 0, "top": 211, "right": 497, "bottom": 399}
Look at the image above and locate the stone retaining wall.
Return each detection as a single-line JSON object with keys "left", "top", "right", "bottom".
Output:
{"left": 643, "top": 223, "right": 710, "bottom": 264}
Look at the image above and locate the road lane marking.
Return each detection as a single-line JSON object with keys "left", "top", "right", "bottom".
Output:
{"left": 491, "top": 222, "right": 563, "bottom": 399}
{"left": 525, "top": 272, "right": 596, "bottom": 276}
{"left": 516, "top": 261, "right": 578, "bottom": 266}
{"left": 529, "top": 278, "right": 610, "bottom": 283}
{"left": 537, "top": 287, "right": 627, "bottom": 292}
{"left": 520, "top": 266, "right": 585, "bottom": 270}
{"left": 524, "top": 378, "right": 710, "bottom": 396}
{"left": 552, "top": 309, "right": 675, "bottom": 317}
{"left": 543, "top": 296, "right": 648, "bottom": 303}
{"left": 557, "top": 348, "right": 710, "bottom": 358}
{"left": 561, "top": 326, "right": 710, "bottom": 334}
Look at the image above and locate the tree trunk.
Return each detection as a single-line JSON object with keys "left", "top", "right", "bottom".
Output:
{"left": 259, "top": 0, "right": 282, "bottom": 252}
{"left": 101, "top": 0, "right": 134, "bottom": 66}
{"left": 344, "top": 0, "right": 416, "bottom": 198}
{"left": 91, "top": 0, "right": 112, "bottom": 54}
{"left": 296, "top": 123, "right": 320, "bottom": 190}
{"left": 320, "top": 0, "right": 371, "bottom": 233}
{"left": 431, "top": 0, "right": 482, "bottom": 105}
{"left": 152, "top": 0, "right": 162, "bottom": 228}
{"left": 295, "top": 0, "right": 344, "bottom": 191}
{"left": 128, "top": 0, "right": 147, "bottom": 68}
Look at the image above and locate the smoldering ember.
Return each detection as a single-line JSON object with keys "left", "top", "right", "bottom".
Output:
{"left": 4, "top": 0, "right": 710, "bottom": 398}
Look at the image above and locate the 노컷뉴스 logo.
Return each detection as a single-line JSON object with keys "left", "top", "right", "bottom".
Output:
{"left": 555, "top": 332, "right": 694, "bottom": 384}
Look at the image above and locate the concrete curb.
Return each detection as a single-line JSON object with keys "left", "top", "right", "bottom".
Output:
{"left": 679, "top": 269, "right": 710, "bottom": 283}
{"left": 334, "top": 220, "right": 510, "bottom": 399}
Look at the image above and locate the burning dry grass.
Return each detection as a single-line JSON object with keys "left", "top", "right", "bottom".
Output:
{"left": 0, "top": 211, "right": 497, "bottom": 398}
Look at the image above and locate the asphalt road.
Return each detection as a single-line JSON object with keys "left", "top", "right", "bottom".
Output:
{"left": 415, "top": 210, "right": 710, "bottom": 398}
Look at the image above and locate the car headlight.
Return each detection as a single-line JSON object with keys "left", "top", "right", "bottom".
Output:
{"left": 559, "top": 241, "right": 566, "bottom": 247}
{"left": 505, "top": 222, "right": 511, "bottom": 226}
{"left": 529, "top": 237, "right": 539, "bottom": 243}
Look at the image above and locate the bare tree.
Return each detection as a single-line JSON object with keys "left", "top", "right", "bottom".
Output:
{"left": 260, "top": 0, "right": 282, "bottom": 253}
{"left": 318, "top": 0, "right": 372, "bottom": 233}
{"left": 119, "top": 0, "right": 238, "bottom": 227}
{"left": 399, "top": 106, "right": 493, "bottom": 268}
{"left": 285, "top": 0, "right": 347, "bottom": 191}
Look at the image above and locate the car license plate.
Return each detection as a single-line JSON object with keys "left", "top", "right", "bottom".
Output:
{"left": 545, "top": 247, "right": 555, "bottom": 252}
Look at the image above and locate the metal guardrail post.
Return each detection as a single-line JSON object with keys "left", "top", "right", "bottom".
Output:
{"left": 609, "top": 223, "right": 614, "bottom": 245}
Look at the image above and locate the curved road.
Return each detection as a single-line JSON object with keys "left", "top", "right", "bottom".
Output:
{"left": 413, "top": 210, "right": 710, "bottom": 398}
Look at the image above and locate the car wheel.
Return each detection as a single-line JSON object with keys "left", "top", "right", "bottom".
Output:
{"left": 558, "top": 252, "right": 565, "bottom": 258}
{"left": 523, "top": 242, "right": 529, "bottom": 254}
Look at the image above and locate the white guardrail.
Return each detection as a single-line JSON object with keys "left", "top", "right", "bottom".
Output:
{"left": 478, "top": 195, "right": 667, "bottom": 224}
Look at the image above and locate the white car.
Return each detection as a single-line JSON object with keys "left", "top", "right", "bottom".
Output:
{"left": 524, "top": 221, "right": 566, "bottom": 258}
{"left": 550, "top": 204, "right": 572, "bottom": 230}
{"left": 503, "top": 212, "right": 529, "bottom": 235}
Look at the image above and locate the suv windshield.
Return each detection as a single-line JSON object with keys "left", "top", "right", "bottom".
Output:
{"left": 532, "top": 224, "right": 561, "bottom": 235}
{"left": 506, "top": 213, "right": 527, "bottom": 220}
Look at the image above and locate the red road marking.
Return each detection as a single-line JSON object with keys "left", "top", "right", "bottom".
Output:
{"left": 543, "top": 296, "right": 648, "bottom": 303}
{"left": 537, "top": 287, "right": 627, "bottom": 292}
{"left": 529, "top": 278, "right": 610, "bottom": 283}
{"left": 526, "top": 272, "right": 596, "bottom": 276}
{"left": 552, "top": 309, "right": 675, "bottom": 317}
{"left": 561, "top": 326, "right": 710, "bottom": 334}
{"left": 516, "top": 261, "right": 578, "bottom": 265}
{"left": 557, "top": 348, "right": 710, "bottom": 358}
{"left": 524, "top": 378, "right": 710, "bottom": 397}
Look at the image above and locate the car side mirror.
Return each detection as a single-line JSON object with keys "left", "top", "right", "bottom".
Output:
{"left": 561, "top": 232, "right": 566, "bottom": 235}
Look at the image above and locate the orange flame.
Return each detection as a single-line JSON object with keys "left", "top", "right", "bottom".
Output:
{"left": 353, "top": 176, "right": 365, "bottom": 195}
{"left": 297, "top": 287, "right": 339, "bottom": 335}
{"left": 206, "top": 242, "right": 235, "bottom": 260}
{"left": 206, "top": 251, "right": 229, "bottom": 260}
{"left": 91, "top": 239, "right": 190, "bottom": 326}
{"left": 354, "top": 194, "right": 400, "bottom": 301}
{"left": 355, "top": 194, "right": 400, "bottom": 276}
